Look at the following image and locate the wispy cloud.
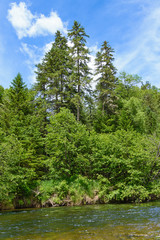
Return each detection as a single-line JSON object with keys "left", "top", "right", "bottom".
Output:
{"left": 20, "top": 43, "right": 38, "bottom": 60}
{"left": 115, "top": 2, "right": 160, "bottom": 86}
{"left": 7, "top": 2, "right": 67, "bottom": 39}
{"left": 20, "top": 42, "right": 42, "bottom": 83}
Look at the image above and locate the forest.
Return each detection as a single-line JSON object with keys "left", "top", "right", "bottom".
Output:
{"left": 1, "top": 21, "right": 160, "bottom": 210}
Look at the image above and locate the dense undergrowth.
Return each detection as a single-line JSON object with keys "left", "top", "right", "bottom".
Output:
{"left": 1, "top": 110, "right": 160, "bottom": 210}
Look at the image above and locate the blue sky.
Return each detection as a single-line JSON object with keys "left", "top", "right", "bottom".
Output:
{"left": 1, "top": 0, "right": 160, "bottom": 88}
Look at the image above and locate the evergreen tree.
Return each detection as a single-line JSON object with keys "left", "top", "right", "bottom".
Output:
{"left": 95, "top": 41, "right": 118, "bottom": 116}
{"left": 35, "top": 31, "right": 72, "bottom": 115}
{"left": 0, "top": 75, "right": 43, "bottom": 199}
{"left": 0, "top": 73, "right": 29, "bottom": 137}
{"left": 9, "top": 73, "right": 28, "bottom": 110}
{"left": 68, "top": 21, "right": 91, "bottom": 121}
{"left": 34, "top": 31, "right": 74, "bottom": 172}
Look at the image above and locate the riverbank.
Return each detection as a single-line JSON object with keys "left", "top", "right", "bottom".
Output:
{"left": 1, "top": 175, "right": 160, "bottom": 211}
{"left": 1, "top": 126, "right": 160, "bottom": 212}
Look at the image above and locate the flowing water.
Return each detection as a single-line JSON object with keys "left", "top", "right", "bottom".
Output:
{"left": 1, "top": 202, "right": 160, "bottom": 239}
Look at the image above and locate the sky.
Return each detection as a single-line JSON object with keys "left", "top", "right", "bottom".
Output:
{"left": 1, "top": 0, "right": 160, "bottom": 89}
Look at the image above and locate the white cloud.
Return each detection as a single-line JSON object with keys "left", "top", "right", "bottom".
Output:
{"left": 20, "top": 43, "right": 37, "bottom": 59}
{"left": 7, "top": 2, "right": 67, "bottom": 39}
{"left": 88, "top": 44, "right": 100, "bottom": 89}
{"left": 7, "top": 2, "right": 34, "bottom": 39}
{"left": 28, "top": 12, "right": 67, "bottom": 37}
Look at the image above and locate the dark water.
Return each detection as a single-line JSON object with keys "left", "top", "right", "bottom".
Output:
{"left": 1, "top": 202, "right": 160, "bottom": 239}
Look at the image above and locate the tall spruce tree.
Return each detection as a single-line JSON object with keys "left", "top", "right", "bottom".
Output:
{"left": 53, "top": 31, "right": 73, "bottom": 111}
{"left": 0, "top": 73, "right": 29, "bottom": 137}
{"left": 35, "top": 31, "right": 72, "bottom": 115}
{"left": 68, "top": 20, "right": 91, "bottom": 121}
{"left": 0, "top": 74, "right": 47, "bottom": 178}
{"left": 95, "top": 41, "right": 118, "bottom": 116}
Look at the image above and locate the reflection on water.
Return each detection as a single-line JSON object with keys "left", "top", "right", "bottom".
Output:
{"left": 1, "top": 202, "right": 160, "bottom": 239}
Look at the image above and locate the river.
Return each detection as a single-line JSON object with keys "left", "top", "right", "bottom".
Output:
{"left": 0, "top": 202, "right": 160, "bottom": 239}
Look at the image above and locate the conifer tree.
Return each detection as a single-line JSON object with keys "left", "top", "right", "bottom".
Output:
{"left": 34, "top": 31, "right": 75, "bottom": 170}
{"left": 0, "top": 73, "right": 29, "bottom": 136}
{"left": 68, "top": 21, "right": 91, "bottom": 121}
{"left": 35, "top": 31, "right": 72, "bottom": 115}
{"left": 0, "top": 74, "right": 47, "bottom": 178}
{"left": 95, "top": 41, "right": 118, "bottom": 116}
{"left": 10, "top": 73, "right": 29, "bottom": 114}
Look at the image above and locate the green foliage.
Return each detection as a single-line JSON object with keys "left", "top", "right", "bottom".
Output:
{"left": 46, "top": 108, "right": 90, "bottom": 178}
{"left": 0, "top": 74, "right": 30, "bottom": 137}
{"left": 89, "top": 130, "right": 160, "bottom": 202}
{"left": 116, "top": 72, "right": 160, "bottom": 134}
{"left": 69, "top": 175, "right": 97, "bottom": 202}
{"left": 141, "top": 87, "right": 160, "bottom": 134}
{"left": 150, "top": 181, "right": 160, "bottom": 199}
{"left": 0, "top": 135, "right": 35, "bottom": 204}
{"left": 95, "top": 41, "right": 118, "bottom": 116}
{"left": 68, "top": 20, "right": 91, "bottom": 121}
{"left": 38, "top": 176, "right": 98, "bottom": 205}
{"left": 93, "top": 110, "right": 117, "bottom": 133}
{"left": 118, "top": 97, "right": 146, "bottom": 133}
{"left": 38, "top": 180, "right": 69, "bottom": 204}
{"left": 0, "top": 85, "right": 4, "bottom": 103}
{"left": 106, "top": 184, "right": 149, "bottom": 203}
{"left": 35, "top": 31, "right": 72, "bottom": 114}
{"left": 117, "top": 72, "right": 142, "bottom": 100}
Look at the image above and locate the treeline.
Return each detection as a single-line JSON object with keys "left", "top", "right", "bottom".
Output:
{"left": 1, "top": 21, "right": 160, "bottom": 209}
